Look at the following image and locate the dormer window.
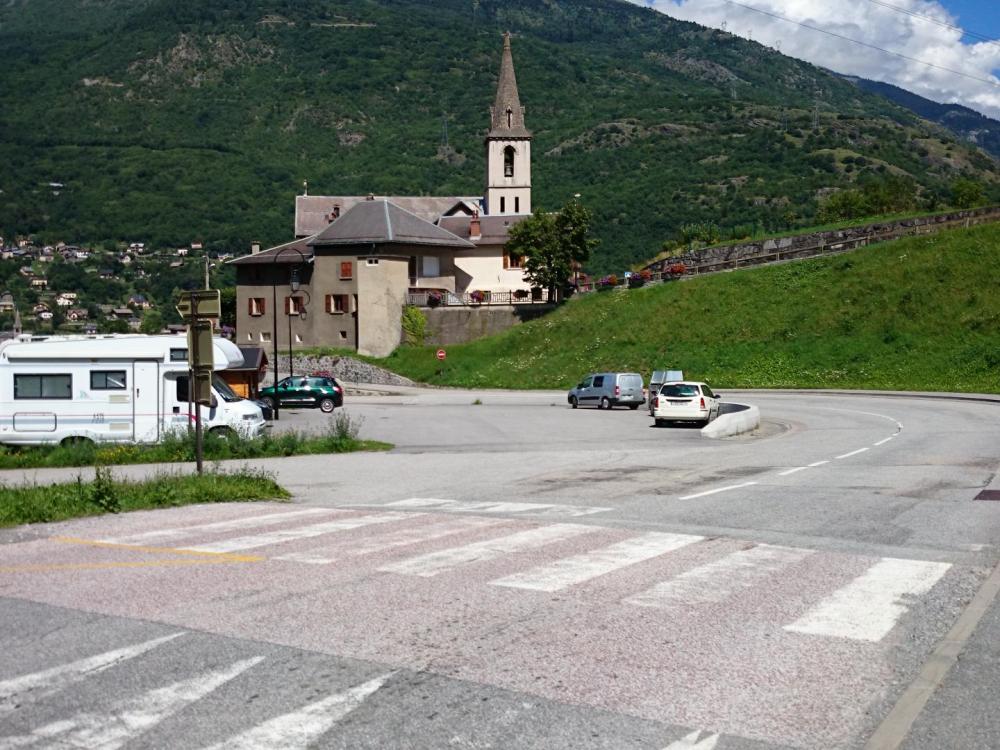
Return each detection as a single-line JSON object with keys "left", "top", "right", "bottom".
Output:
{"left": 504, "top": 146, "right": 515, "bottom": 178}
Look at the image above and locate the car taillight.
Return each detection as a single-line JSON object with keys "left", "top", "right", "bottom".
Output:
{"left": 653, "top": 397, "right": 659, "bottom": 408}
{"left": 334, "top": 386, "right": 342, "bottom": 393}
{"left": 615, "top": 385, "right": 620, "bottom": 396}
{"left": 700, "top": 397, "right": 706, "bottom": 409}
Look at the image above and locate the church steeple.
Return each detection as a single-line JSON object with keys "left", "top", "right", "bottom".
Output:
{"left": 485, "top": 32, "right": 532, "bottom": 216}
{"left": 489, "top": 32, "right": 530, "bottom": 139}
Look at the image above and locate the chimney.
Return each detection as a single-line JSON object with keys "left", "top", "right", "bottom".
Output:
{"left": 251, "top": 240, "right": 261, "bottom": 255}
{"left": 469, "top": 210, "right": 481, "bottom": 241}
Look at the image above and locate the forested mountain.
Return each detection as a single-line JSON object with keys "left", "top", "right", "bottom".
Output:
{"left": 843, "top": 76, "right": 1000, "bottom": 160}
{"left": 1, "top": 0, "right": 998, "bottom": 272}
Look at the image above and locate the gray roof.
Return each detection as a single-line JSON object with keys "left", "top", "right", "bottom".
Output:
{"left": 228, "top": 236, "right": 315, "bottom": 266}
{"left": 437, "top": 214, "right": 528, "bottom": 246}
{"left": 488, "top": 32, "right": 531, "bottom": 139}
{"left": 308, "top": 200, "right": 475, "bottom": 249}
{"left": 295, "top": 195, "right": 480, "bottom": 237}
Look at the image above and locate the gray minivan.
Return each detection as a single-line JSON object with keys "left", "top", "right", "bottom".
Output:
{"left": 568, "top": 372, "right": 645, "bottom": 410}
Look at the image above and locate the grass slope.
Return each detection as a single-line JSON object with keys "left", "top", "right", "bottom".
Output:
{"left": 379, "top": 223, "right": 1000, "bottom": 392}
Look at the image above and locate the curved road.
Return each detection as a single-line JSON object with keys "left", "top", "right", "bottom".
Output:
{"left": 1, "top": 389, "right": 999, "bottom": 749}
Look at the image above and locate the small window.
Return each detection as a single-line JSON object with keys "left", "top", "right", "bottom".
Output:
{"left": 422, "top": 256, "right": 440, "bottom": 277}
{"left": 91, "top": 370, "right": 127, "bottom": 390}
{"left": 170, "top": 348, "right": 187, "bottom": 362}
{"left": 260, "top": 331, "right": 271, "bottom": 343}
{"left": 285, "top": 296, "right": 305, "bottom": 315}
{"left": 500, "top": 197, "right": 506, "bottom": 213}
{"left": 339, "top": 330, "right": 348, "bottom": 340}
{"left": 15, "top": 373, "right": 72, "bottom": 400}
{"left": 246, "top": 332, "right": 253, "bottom": 342}
{"left": 504, "top": 146, "right": 515, "bottom": 177}
{"left": 503, "top": 253, "right": 523, "bottom": 270}
{"left": 176, "top": 375, "right": 189, "bottom": 402}
{"left": 340, "top": 261, "right": 353, "bottom": 280}
{"left": 515, "top": 197, "right": 520, "bottom": 213}
{"left": 326, "top": 294, "right": 348, "bottom": 314}
{"left": 248, "top": 297, "right": 266, "bottom": 316}
{"left": 366, "top": 257, "right": 379, "bottom": 266}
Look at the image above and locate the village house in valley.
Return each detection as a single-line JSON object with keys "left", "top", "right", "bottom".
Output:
{"left": 231, "top": 33, "right": 537, "bottom": 357}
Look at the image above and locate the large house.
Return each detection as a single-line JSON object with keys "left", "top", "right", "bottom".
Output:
{"left": 232, "top": 33, "right": 536, "bottom": 357}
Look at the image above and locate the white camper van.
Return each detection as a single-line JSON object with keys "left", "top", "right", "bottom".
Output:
{"left": 0, "top": 334, "right": 267, "bottom": 446}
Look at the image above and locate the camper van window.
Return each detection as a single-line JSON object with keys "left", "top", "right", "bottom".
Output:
{"left": 170, "top": 348, "right": 187, "bottom": 362}
{"left": 91, "top": 370, "right": 127, "bottom": 390}
{"left": 176, "top": 376, "right": 189, "bottom": 402}
{"left": 14, "top": 374, "right": 72, "bottom": 400}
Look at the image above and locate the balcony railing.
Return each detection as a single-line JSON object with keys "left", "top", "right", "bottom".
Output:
{"left": 406, "top": 289, "right": 550, "bottom": 307}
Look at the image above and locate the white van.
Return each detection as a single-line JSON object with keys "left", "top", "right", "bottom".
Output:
{"left": 0, "top": 334, "right": 267, "bottom": 446}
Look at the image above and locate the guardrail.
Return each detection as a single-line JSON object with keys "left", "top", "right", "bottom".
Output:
{"left": 406, "top": 289, "right": 551, "bottom": 307}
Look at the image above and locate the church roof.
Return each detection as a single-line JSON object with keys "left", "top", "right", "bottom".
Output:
{"left": 295, "top": 195, "right": 480, "bottom": 237}
{"left": 308, "top": 200, "right": 475, "bottom": 249}
{"left": 488, "top": 32, "right": 531, "bottom": 139}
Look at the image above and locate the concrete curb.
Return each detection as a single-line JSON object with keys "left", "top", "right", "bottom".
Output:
{"left": 701, "top": 402, "right": 760, "bottom": 439}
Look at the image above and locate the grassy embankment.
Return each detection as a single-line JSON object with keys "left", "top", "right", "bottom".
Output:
{"left": 0, "top": 413, "right": 391, "bottom": 470}
{"left": 376, "top": 222, "right": 1000, "bottom": 392}
{"left": 0, "top": 467, "right": 289, "bottom": 528}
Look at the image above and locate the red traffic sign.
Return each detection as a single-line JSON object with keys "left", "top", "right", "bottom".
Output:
{"left": 436, "top": 349, "right": 447, "bottom": 361}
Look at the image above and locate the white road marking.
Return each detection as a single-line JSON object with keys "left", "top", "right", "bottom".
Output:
{"left": 3, "top": 657, "right": 262, "bottom": 749}
{"left": 183, "top": 513, "right": 417, "bottom": 553}
{"left": 100, "top": 509, "right": 334, "bottom": 545}
{"left": 201, "top": 672, "right": 394, "bottom": 750}
{"left": 383, "top": 498, "right": 611, "bottom": 517}
{"left": 777, "top": 466, "right": 809, "bottom": 476}
{"left": 836, "top": 447, "right": 870, "bottom": 459}
{"left": 0, "top": 633, "right": 184, "bottom": 713}
{"left": 274, "top": 517, "right": 504, "bottom": 564}
{"left": 662, "top": 729, "right": 720, "bottom": 749}
{"left": 626, "top": 544, "right": 813, "bottom": 609}
{"left": 679, "top": 482, "right": 757, "bottom": 500}
{"left": 807, "top": 460, "right": 829, "bottom": 467}
{"left": 785, "top": 557, "right": 951, "bottom": 642}
{"left": 379, "top": 524, "right": 597, "bottom": 577}
{"left": 874, "top": 437, "right": 894, "bottom": 446}
{"left": 490, "top": 532, "right": 703, "bottom": 592}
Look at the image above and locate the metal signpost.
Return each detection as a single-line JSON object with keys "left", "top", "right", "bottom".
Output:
{"left": 176, "top": 290, "right": 221, "bottom": 475}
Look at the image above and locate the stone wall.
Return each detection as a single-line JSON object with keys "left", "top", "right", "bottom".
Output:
{"left": 645, "top": 205, "right": 1000, "bottom": 275}
{"left": 422, "top": 304, "right": 555, "bottom": 346}
{"left": 266, "top": 355, "right": 415, "bottom": 387}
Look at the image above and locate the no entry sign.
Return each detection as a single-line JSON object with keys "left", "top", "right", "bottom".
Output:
{"left": 436, "top": 349, "right": 447, "bottom": 361}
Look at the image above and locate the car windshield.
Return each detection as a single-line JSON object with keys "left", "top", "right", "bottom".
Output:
{"left": 661, "top": 384, "right": 699, "bottom": 397}
{"left": 212, "top": 374, "right": 242, "bottom": 403}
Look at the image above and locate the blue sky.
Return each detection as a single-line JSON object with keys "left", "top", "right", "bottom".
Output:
{"left": 634, "top": 0, "right": 1000, "bottom": 120}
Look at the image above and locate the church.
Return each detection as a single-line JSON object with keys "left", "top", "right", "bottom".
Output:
{"left": 232, "top": 33, "right": 538, "bottom": 357}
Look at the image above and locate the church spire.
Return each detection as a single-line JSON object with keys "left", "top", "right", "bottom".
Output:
{"left": 489, "top": 32, "right": 530, "bottom": 138}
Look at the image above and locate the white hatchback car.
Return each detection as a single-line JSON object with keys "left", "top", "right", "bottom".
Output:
{"left": 651, "top": 381, "right": 721, "bottom": 426}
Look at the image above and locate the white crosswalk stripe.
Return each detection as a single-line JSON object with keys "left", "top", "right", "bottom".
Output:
{"left": 99, "top": 508, "right": 336, "bottom": 545}
{"left": 383, "top": 498, "right": 612, "bottom": 517}
{"left": 0, "top": 633, "right": 184, "bottom": 714}
{"left": 379, "top": 523, "right": 598, "bottom": 577}
{"left": 200, "top": 672, "right": 394, "bottom": 750}
{"left": 662, "top": 729, "right": 720, "bottom": 749}
{"left": 625, "top": 544, "right": 813, "bottom": 609}
{"left": 784, "top": 557, "right": 951, "bottom": 641}
{"left": 275, "top": 517, "right": 504, "bottom": 564}
{"left": 2, "top": 657, "right": 263, "bottom": 749}
{"left": 182, "top": 513, "right": 417, "bottom": 554}
{"left": 490, "top": 532, "right": 704, "bottom": 592}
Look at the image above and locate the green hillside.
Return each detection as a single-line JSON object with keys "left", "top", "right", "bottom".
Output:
{"left": 376, "top": 223, "right": 1000, "bottom": 393}
{"left": 1, "top": 0, "right": 998, "bottom": 272}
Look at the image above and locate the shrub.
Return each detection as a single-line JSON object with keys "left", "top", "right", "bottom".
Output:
{"left": 401, "top": 305, "right": 428, "bottom": 345}
{"left": 513, "top": 289, "right": 529, "bottom": 300}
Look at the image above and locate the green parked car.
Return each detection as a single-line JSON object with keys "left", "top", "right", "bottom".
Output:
{"left": 259, "top": 375, "right": 344, "bottom": 413}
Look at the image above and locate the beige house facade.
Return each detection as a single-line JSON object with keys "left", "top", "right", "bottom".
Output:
{"left": 232, "top": 33, "right": 538, "bottom": 357}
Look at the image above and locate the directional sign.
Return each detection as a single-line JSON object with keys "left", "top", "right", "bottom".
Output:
{"left": 436, "top": 349, "right": 446, "bottom": 361}
{"left": 176, "top": 289, "right": 221, "bottom": 318}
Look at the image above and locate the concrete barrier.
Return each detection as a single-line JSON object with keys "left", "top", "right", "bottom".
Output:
{"left": 701, "top": 401, "right": 760, "bottom": 439}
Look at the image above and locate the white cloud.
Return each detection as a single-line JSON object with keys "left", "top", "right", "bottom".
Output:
{"left": 631, "top": 0, "right": 1000, "bottom": 120}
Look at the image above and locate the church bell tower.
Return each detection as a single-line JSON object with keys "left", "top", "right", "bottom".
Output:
{"left": 485, "top": 32, "right": 531, "bottom": 216}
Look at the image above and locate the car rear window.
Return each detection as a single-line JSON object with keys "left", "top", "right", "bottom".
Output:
{"left": 661, "top": 384, "right": 699, "bottom": 397}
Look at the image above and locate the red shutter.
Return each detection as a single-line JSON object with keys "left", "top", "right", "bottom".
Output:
{"left": 260, "top": 298, "right": 265, "bottom": 315}
{"left": 502, "top": 253, "right": 509, "bottom": 270}
{"left": 340, "top": 261, "right": 352, "bottom": 279}
{"left": 284, "top": 297, "right": 291, "bottom": 314}
{"left": 247, "top": 298, "right": 253, "bottom": 315}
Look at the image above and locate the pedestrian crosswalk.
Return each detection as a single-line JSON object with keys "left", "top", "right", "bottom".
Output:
{"left": 73, "top": 504, "right": 955, "bottom": 647}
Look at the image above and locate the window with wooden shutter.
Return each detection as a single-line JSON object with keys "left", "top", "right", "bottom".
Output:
{"left": 248, "top": 297, "right": 265, "bottom": 316}
{"left": 325, "top": 294, "right": 348, "bottom": 314}
{"left": 340, "top": 261, "right": 353, "bottom": 280}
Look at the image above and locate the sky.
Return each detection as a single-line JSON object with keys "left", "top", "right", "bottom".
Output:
{"left": 631, "top": 0, "right": 1000, "bottom": 120}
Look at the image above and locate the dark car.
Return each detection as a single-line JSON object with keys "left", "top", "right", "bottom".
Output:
{"left": 259, "top": 375, "right": 344, "bottom": 413}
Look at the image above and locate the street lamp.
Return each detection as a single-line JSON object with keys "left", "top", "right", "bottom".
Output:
{"left": 270, "top": 246, "right": 308, "bottom": 421}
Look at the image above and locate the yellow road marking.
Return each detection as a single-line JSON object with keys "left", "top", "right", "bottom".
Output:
{"left": 0, "top": 536, "right": 263, "bottom": 574}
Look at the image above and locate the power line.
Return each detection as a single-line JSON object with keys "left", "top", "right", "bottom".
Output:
{"left": 723, "top": 0, "right": 1000, "bottom": 89}
{"left": 859, "top": 0, "right": 1000, "bottom": 50}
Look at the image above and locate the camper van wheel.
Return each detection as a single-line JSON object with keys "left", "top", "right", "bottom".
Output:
{"left": 209, "top": 426, "right": 236, "bottom": 440}
{"left": 319, "top": 397, "right": 336, "bottom": 413}
{"left": 60, "top": 436, "right": 95, "bottom": 448}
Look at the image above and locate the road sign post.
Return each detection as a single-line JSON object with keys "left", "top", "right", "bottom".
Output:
{"left": 176, "top": 290, "right": 221, "bottom": 475}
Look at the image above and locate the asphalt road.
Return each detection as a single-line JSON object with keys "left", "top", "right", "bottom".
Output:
{"left": 1, "top": 388, "right": 999, "bottom": 749}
